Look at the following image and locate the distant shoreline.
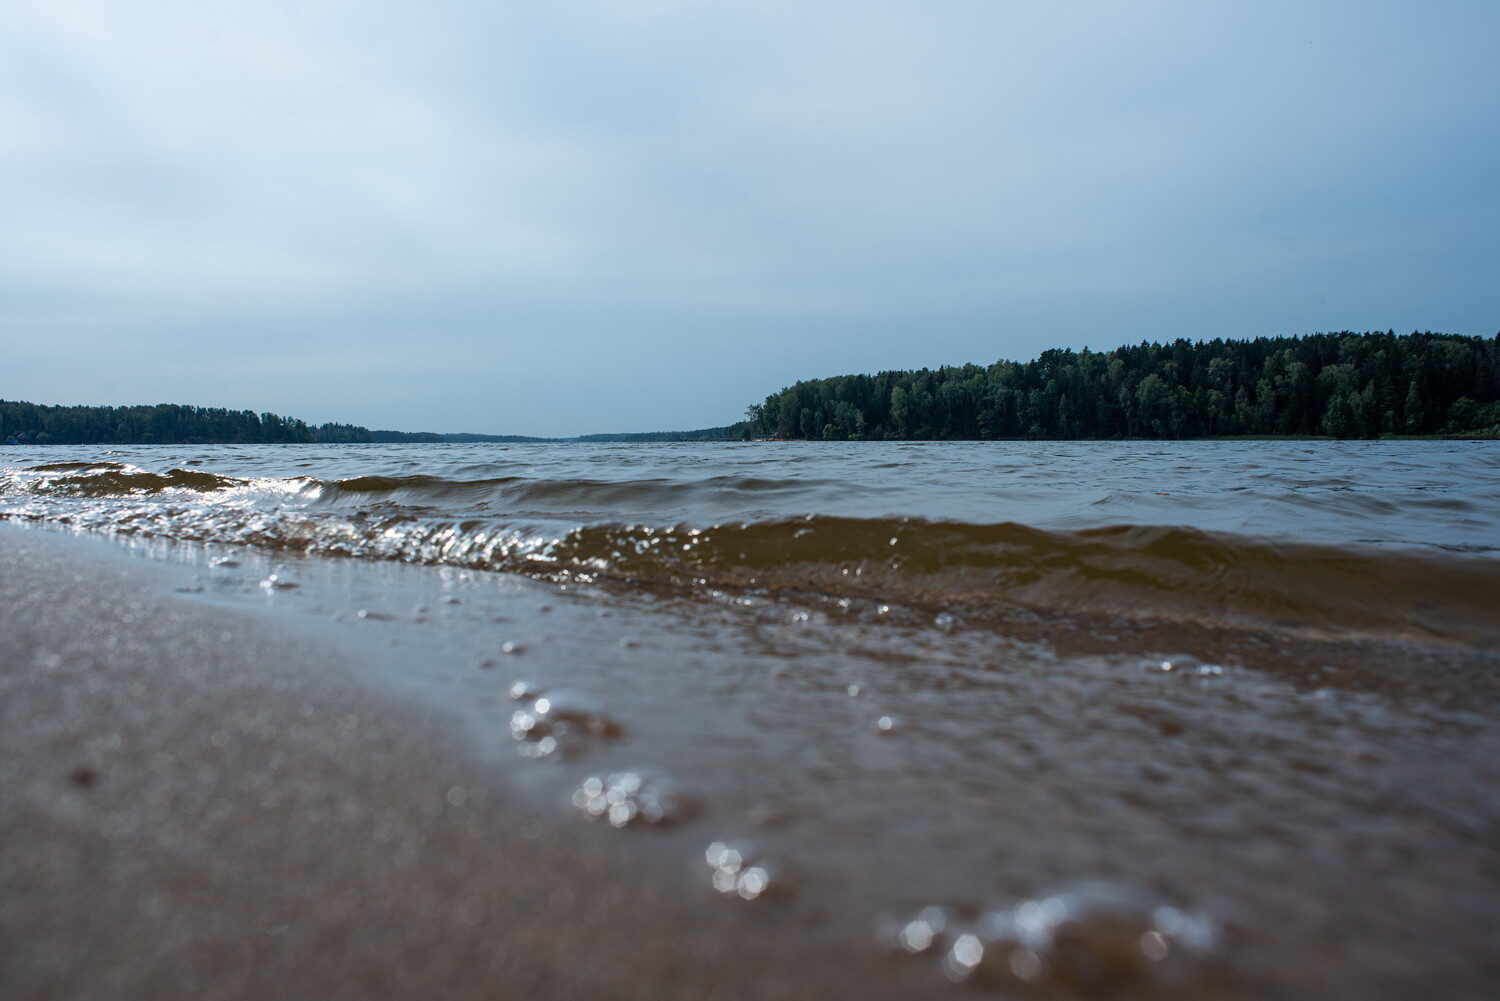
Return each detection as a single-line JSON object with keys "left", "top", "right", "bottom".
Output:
{"left": 6, "top": 330, "right": 1498, "bottom": 445}
{"left": 4, "top": 432, "right": 1498, "bottom": 446}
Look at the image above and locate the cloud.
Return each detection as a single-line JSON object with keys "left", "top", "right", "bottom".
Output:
{"left": 1, "top": 1, "right": 1496, "bottom": 434}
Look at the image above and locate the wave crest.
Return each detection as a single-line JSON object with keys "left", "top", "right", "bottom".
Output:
{"left": 4, "top": 461, "right": 1496, "bottom": 646}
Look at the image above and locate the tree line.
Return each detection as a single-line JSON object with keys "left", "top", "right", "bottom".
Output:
{"left": 745, "top": 331, "right": 1500, "bottom": 440}
{"left": 0, "top": 399, "right": 742, "bottom": 445}
{"left": 0, "top": 402, "right": 331, "bottom": 445}
{"left": 8, "top": 331, "right": 1498, "bottom": 444}
{"left": 575, "top": 424, "right": 744, "bottom": 442}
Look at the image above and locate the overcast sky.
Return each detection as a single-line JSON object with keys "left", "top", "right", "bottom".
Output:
{"left": 2, "top": 1, "right": 1496, "bottom": 436}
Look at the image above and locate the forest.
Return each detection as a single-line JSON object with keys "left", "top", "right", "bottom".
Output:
{"left": 745, "top": 331, "right": 1500, "bottom": 440}
{"left": 0, "top": 402, "right": 331, "bottom": 445}
{"left": 0, "top": 403, "right": 514, "bottom": 445}
{"left": 6, "top": 331, "right": 1499, "bottom": 444}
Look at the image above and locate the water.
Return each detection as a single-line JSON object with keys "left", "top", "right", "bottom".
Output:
{"left": 4, "top": 440, "right": 1498, "bottom": 644}
{"left": 4, "top": 440, "right": 1500, "bottom": 999}
{"left": 4, "top": 440, "right": 1497, "bottom": 548}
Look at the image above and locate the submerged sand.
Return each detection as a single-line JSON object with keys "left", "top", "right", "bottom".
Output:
{"left": 5, "top": 522, "right": 1500, "bottom": 1001}
{"left": 0, "top": 527, "right": 932, "bottom": 1001}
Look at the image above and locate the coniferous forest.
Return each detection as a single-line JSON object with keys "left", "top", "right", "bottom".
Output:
{"left": 746, "top": 331, "right": 1500, "bottom": 440}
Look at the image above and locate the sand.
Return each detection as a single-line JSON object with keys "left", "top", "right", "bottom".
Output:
{"left": 0, "top": 525, "right": 931, "bottom": 1001}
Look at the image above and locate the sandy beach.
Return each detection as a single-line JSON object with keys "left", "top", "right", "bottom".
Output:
{"left": 0, "top": 525, "right": 935, "bottom": 1001}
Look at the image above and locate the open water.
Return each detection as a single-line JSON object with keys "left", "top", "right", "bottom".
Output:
{"left": 3, "top": 440, "right": 1499, "bottom": 999}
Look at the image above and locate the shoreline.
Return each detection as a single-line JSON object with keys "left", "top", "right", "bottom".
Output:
{"left": 0, "top": 525, "right": 930, "bottom": 1000}
{"left": 5, "top": 435, "right": 1499, "bottom": 447}
{"left": 5, "top": 516, "right": 1500, "bottom": 1000}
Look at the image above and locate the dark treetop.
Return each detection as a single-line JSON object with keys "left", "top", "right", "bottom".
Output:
{"left": 745, "top": 331, "right": 1500, "bottom": 440}
{"left": 0, "top": 403, "right": 325, "bottom": 446}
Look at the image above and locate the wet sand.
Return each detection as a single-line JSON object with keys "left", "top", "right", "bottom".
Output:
{"left": 0, "top": 526, "right": 934, "bottom": 1001}
{"left": 5, "top": 520, "right": 1500, "bottom": 1001}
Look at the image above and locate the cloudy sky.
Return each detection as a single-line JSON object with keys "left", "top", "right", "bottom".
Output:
{"left": 2, "top": 1, "right": 1496, "bottom": 436}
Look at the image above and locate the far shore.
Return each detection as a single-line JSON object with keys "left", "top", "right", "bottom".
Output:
{"left": 4, "top": 432, "right": 1498, "bottom": 447}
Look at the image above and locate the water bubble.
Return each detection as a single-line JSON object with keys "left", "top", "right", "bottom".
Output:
{"left": 1149, "top": 904, "right": 1221, "bottom": 957}
{"left": 572, "top": 768, "right": 697, "bottom": 827}
{"left": 874, "top": 715, "right": 899, "bottom": 735}
{"left": 705, "top": 839, "right": 755, "bottom": 872}
{"left": 500, "top": 641, "right": 525, "bottom": 655}
{"left": 900, "top": 883, "right": 1225, "bottom": 993}
{"left": 1151, "top": 653, "right": 1224, "bottom": 678}
{"left": 509, "top": 710, "right": 538, "bottom": 739}
{"left": 895, "top": 906, "right": 958, "bottom": 954}
{"left": 516, "top": 735, "right": 557, "bottom": 759}
{"left": 533, "top": 689, "right": 622, "bottom": 735}
{"left": 1138, "top": 929, "right": 1170, "bottom": 962}
{"left": 941, "top": 919, "right": 1047, "bottom": 986}
{"left": 704, "top": 839, "right": 790, "bottom": 900}
{"left": 508, "top": 680, "right": 542, "bottom": 702}
{"left": 508, "top": 687, "right": 621, "bottom": 757}
{"left": 735, "top": 862, "right": 780, "bottom": 900}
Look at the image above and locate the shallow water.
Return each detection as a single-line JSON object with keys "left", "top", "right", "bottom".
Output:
{"left": 5, "top": 440, "right": 1498, "bottom": 550}
{"left": 4, "top": 441, "right": 1500, "bottom": 999}
{"left": 3, "top": 440, "right": 1498, "bottom": 645}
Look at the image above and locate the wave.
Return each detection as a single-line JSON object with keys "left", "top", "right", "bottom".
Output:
{"left": 4, "top": 463, "right": 248, "bottom": 496}
{"left": 4, "top": 464, "right": 857, "bottom": 514}
{"left": 312, "top": 472, "right": 857, "bottom": 516}
{"left": 4, "top": 460, "right": 1497, "bottom": 646}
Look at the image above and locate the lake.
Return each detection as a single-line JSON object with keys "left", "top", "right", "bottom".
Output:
{"left": 3, "top": 440, "right": 1499, "bottom": 999}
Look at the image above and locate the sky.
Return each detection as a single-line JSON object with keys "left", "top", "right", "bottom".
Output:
{"left": 1, "top": 1, "right": 1497, "bottom": 437}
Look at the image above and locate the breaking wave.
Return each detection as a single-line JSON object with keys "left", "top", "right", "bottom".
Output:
{"left": 3, "top": 460, "right": 1497, "bottom": 647}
